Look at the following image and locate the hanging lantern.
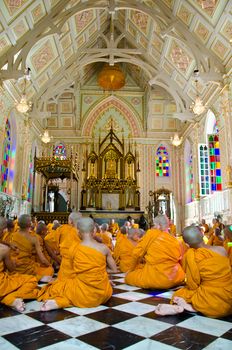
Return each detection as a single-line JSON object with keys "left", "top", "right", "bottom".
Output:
{"left": 98, "top": 64, "right": 125, "bottom": 91}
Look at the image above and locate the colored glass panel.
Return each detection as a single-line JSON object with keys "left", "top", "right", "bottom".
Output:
{"left": 198, "top": 144, "right": 210, "bottom": 196}
{"left": 27, "top": 152, "right": 33, "bottom": 202}
{"left": 208, "top": 134, "right": 222, "bottom": 192}
{"left": 54, "top": 143, "right": 66, "bottom": 160}
{"left": 155, "top": 146, "right": 169, "bottom": 177}
{"left": 1, "top": 119, "right": 11, "bottom": 193}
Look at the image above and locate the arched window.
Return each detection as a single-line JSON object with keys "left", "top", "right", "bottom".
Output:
{"left": 189, "top": 153, "right": 194, "bottom": 201}
{"left": 156, "top": 145, "right": 169, "bottom": 177}
{"left": 1, "top": 119, "right": 11, "bottom": 193}
{"left": 27, "top": 152, "right": 33, "bottom": 202}
{"left": 198, "top": 110, "right": 222, "bottom": 195}
{"left": 54, "top": 143, "right": 66, "bottom": 160}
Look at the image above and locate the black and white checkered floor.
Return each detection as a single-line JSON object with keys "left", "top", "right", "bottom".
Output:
{"left": 0, "top": 273, "right": 231, "bottom": 349}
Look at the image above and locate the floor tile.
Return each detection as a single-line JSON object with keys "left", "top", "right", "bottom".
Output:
{"left": 23, "top": 301, "right": 43, "bottom": 314}
{"left": 113, "top": 284, "right": 141, "bottom": 291}
{"left": 78, "top": 326, "right": 144, "bottom": 350}
{"left": 86, "top": 308, "right": 136, "bottom": 325}
{"left": 49, "top": 315, "right": 108, "bottom": 337}
{"left": 0, "top": 305, "right": 20, "bottom": 318}
{"left": 113, "top": 278, "right": 125, "bottom": 283}
{"left": 155, "top": 291, "right": 174, "bottom": 299}
{"left": 178, "top": 315, "right": 232, "bottom": 337}
{"left": 114, "top": 316, "right": 172, "bottom": 338}
{"left": 39, "top": 338, "right": 99, "bottom": 349}
{"left": 0, "top": 314, "right": 43, "bottom": 336}
{"left": 3, "top": 325, "right": 71, "bottom": 350}
{"left": 113, "top": 288, "right": 131, "bottom": 294}
{"left": 111, "top": 273, "right": 126, "bottom": 278}
{"left": 151, "top": 325, "right": 217, "bottom": 350}
{"left": 143, "top": 310, "right": 195, "bottom": 324}
{"left": 221, "top": 328, "right": 232, "bottom": 340}
{"left": 103, "top": 296, "right": 130, "bottom": 307}
{"left": 113, "top": 301, "right": 156, "bottom": 315}
{"left": 114, "top": 291, "right": 150, "bottom": 301}
{"left": 65, "top": 305, "right": 108, "bottom": 315}
{"left": 203, "top": 337, "right": 232, "bottom": 350}
{"left": 28, "top": 309, "right": 77, "bottom": 324}
{"left": 139, "top": 296, "right": 170, "bottom": 305}
{"left": 0, "top": 337, "right": 18, "bottom": 350}
{"left": 124, "top": 338, "right": 180, "bottom": 350}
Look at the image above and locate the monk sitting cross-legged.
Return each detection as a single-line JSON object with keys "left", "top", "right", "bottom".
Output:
{"left": 155, "top": 225, "right": 232, "bottom": 318}
{"left": 9, "top": 214, "right": 53, "bottom": 282}
{"left": 125, "top": 214, "right": 185, "bottom": 289}
{"left": 38, "top": 217, "right": 118, "bottom": 311}
{"left": 0, "top": 217, "right": 38, "bottom": 312}
{"left": 114, "top": 228, "right": 141, "bottom": 273}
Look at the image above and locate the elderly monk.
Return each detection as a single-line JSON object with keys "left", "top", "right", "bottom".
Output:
{"left": 223, "top": 225, "right": 232, "bottom": 266}
{"left": 35, "top": 222, "right": 54, "bottom": 272}
{"left": 9, "top": 214, "right": 53, "bottom": 282}
{"left": 125, "top": 215, "right": 185, "bottom": 289}
{"left": 155, "top": 226, "right": 232, "bottom": 318}
{"left": 114, "top": 228, "right": 140, "bottom": 273}
{"left": 57, "top": 212, "right": 82, "bottom": 279}
{"left": 99, "top": 223, "right": 113, "bottom": 251}
{"left": 44, "top": 220, "right": 61, "bottom": 266}
{"left": 38, "top": 217, "right": 117, "bottom": 311}
{"left": 0, "top": 217, "right": 38, "bottom": 312}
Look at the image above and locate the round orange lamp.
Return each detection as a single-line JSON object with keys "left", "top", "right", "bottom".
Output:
{"left": 98, "top": 64, "right": 125, "bottom": 91}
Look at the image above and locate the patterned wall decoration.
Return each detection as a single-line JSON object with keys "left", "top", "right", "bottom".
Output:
{"left": 31, "top": 39, "right": 57, "bottom": 74}
{"left": 54, "top": 143, "right": 66, "bottom": 160}
{"left": 130, "top": 10, "right": 150, "bottom": 35}
{"left": 75, "top": 10, "right": 94, "bottom": 34}
{"left": 3, "top": 0, "right": 29, "bottom": 16}
{"left": 156, "top": 145, "right": 169, "bottom": 177}
{"left": 12, "top": 18, "right": 29, "bottom": 39}
{"left": 168, "top": 40, "right": 194, "bottom": 76}
{"left": 198, "top": 144, "right": 210, "bottom": 196}
{"left": 208, "top": 134, "right": 222, "bottom": 191}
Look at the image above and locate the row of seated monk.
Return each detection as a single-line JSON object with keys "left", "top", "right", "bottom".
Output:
{"left": 0, "top": 213, "right": 231, "bottom": 317}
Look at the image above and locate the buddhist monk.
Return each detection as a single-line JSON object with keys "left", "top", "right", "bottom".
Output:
{"left": 35, "top": 222, "right": 54, "bottom": 270}
{"left": 109, "top": 219, "right": 119, "bottom": 237}
{"left": 100, "top": 223, "right": 113, "bottom": 251}
{"left": 207, "top": 227, "right": 224, "bottom": 246}
{"left": 9, "top": 214, "right": 53, "bottom": 282}
{"left": 155, "top": 225, "right": 232, "bottom": 318}
{"left": 223, "top": 225, "right": 232, "bottom": 266}
{"left": 38, "top": 217, "right": 117, "bottom": 311}
{"left": 201, "top": 218, "right": 209, "bottom": 235}
{"left": 0, "top": 217, "right": 38, "bottom": 312}
{"left": 125, "top": 214, "right": 185, "bottom": 289}
{"left": 169, "top": 219, "right": 176, "bottom": 236}
{"left": 57, "top": 212, "right": 82, "bottom": 279}
{"left": 114, "top": 228, "right": 140, "bottom": 272}
{"left": 44, "top": 220, "right": 61, "bottom": 266}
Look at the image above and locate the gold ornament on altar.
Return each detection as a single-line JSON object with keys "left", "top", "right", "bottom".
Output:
{"left": 98, "top": 64, "right": 125, "bottom": 91}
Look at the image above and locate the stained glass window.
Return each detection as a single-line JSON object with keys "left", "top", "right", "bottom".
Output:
{"left": 27, "top": 152, "right": 33, "bottom": 202}
{"left": 156, "top": 146, "right": 169, "bottom": 177}
{"left": 189, "top": 153, "right": 194, "bottom": 201}
{"left": 54, "top": 143, "right": 66, "bottom": 160}
{"left": 198, "top": 144, "right": 210, "bottom": 196}
{"left": 1, "top": 119, "right": 11, "bottom": 193}
{"left": 208, "top": 134, "right": 222, "bottom": 191}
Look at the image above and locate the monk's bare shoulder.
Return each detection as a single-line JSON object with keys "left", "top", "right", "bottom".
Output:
{"left": 208, "top": 245, "right": 228, "bottom": 257}
{"left": 0, "top": 243, "right": 10, "bottom": 257}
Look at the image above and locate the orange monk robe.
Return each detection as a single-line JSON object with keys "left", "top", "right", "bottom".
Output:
{"left": 0, "top": 261, "right": 38, "bottom": 307}
{"left": 9, "top": 231, "right": 53, "bottom": 280}
{"left": 208, "top": 234, "right": 223, "bottom": 246}
{"left": 172, "top": 248, "right": 232, "bottom": 318}
{"left": 109, "top": 222, "right": 119, "bottom": 237}
{"left": 208, "top": 223, "right": 219, "bottom": 238}
{"left": 57, "top": 224, "right": 81, "bottom": 279}
{"left": 35, "top": 233, "right": 53, "bottom": 265}
{"left": 224, "top": 238, "right": 232, "bottom": 266}
{"left": 125, "top": 229, "right": 185, "bottom": 289}
{"left": 169, "top": 224, "right": 176, "bottom": 236}
{"left": 113, "top": 234, "right": 126, "bottom": 265}
{"left": 114, "top": 236, "right": 137, "bottom": 272}
{"left": 38, "top": 244, "right": 112, "bottom": 308}
{"left": 97, "top": 231, "right": 113, "bottom": 251}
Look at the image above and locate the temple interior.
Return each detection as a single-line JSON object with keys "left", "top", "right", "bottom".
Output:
{"left": 0, "top": 0, "right": 232, "bottom": 349}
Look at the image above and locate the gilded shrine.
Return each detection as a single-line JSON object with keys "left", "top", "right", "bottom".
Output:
{"left": 80, "top": 125, "right": 140, "bottom": 211}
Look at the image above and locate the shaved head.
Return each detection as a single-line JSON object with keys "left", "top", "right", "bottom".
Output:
{"left": 77, "top": 218, "right": 95, "bottom": 237}
{"left": 18, "top": 214, "right": 31, "bottom": 229}
{"left": 182, "top": 226, "right": 203, "bottom": 247}
{"left": 0, "top": 217, "right": 7, "bottom": 232}
{"left": 153, "top": 215, "right": 169, "bottom": 231}
{"left": 36, "top": 222, "right": 47, "bottom": 235}
{"left": 127, "top": 228, "right": 139, "bottom": 238}
{"left": 68, "top": 212, "right": 82, "bottom": 226}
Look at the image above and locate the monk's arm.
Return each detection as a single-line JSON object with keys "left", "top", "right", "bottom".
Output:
{"left": 105, "top": 248, "right": 118, "bottom": 273}
{"left": 33, "top": 237, "right": 50, "bottom": 267}
{"left": 127, "top": 232, "right": 152, "bottom": 271}
{"left": 44, "top": 241, "right": 61, "bottom": 264}
{"left": 0, "top": 244, "right": 17, "bottom": 271}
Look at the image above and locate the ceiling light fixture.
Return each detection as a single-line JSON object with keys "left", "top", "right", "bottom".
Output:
{"left": 171, "top": 133, "right": 183, "bottom": 147}
{"left": 190, "top": 69, "right": 206, "bottom": 116}
{"left": 16, "top": 68, "right": 32, "bottom": 114}
{"left": 40, "top": 129, "right": 53, "bottom": 144}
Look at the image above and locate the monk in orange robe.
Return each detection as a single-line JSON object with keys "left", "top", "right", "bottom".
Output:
{"left": 109, "top": 219, "right": 120, "bottom": 238}
{"left": 10, "top": 214, "right": 53, "bottom": 282}
{"left": 155, "top": 225, "right": 232, "bottom": 318}
{"left": 99, "top": 223, "right": 113, "bottom": 251}
{"left": 223, "top": 225, "right": 232, "bottom": 266}
{"left": 114, "top": 228, "right": 140, "bottom": 272}
{"left": 44, "top": 220, "right": 61, "bottom": 266}
{"left": 57, "top": 212, "right": 82, "bottom": 279}
{"left": 38, "top": 217, "right": 117, "bottom": 310}
{"left": 169, "top": 220, "right": 176, "bottom": 236}
{"left": 0, "top": 217, "right": 38, "bottom": 312}
{"left": 35, "top": 222, "right": 54, "bottom": 270}
{"left": 207, "top": 227, "right": 224, "bottom": 246}
{"left": 125, "top": 215, "right": 185, "bottom": 289}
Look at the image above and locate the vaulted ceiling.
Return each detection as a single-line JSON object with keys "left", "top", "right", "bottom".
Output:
{"left": 0, "top": 0, "right": 231, "bottom": 122}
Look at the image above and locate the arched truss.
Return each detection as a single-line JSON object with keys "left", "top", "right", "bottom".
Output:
{"left": 0, "top": 0, "right": 224, "bottom": 85}
{"left": 81, "top": 95, "right": 143, "bottom": 137}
